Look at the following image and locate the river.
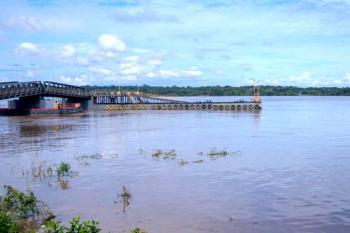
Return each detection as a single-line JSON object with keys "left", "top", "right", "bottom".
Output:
{"left": 1, "top": 96, "right": 350, "bottom": 233}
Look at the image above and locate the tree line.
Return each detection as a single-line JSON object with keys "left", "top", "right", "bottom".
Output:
{"left": 85, "top": 85, "right": 350, "bottom": 96}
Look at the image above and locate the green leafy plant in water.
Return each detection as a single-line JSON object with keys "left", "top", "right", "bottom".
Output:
{"left": 0, "top": 185, "right": 39, "bottom": 220}
{"left": 44, "top": 217, "right": 100, "bottom": 233}
{"left": 56, "top": 162, "right": 72, "bottom": 177}
{"left": 130, "top": 227, "right": 147, "bottom": 233}
{"left": 0, "top": 213, "right": 20, "bottom": 233}
{"left": 0, "top": 185, "right": 54, "bottom": 233}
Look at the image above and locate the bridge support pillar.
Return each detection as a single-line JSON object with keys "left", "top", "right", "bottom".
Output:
{"left": 16, "top": 95, "right": 45, "bottom": 109}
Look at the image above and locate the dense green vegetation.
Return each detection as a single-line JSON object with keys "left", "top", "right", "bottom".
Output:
{"left": 0, "top": 185, "right": 146, "bottom": 233}
{"left": 85, "top": 85, "right": 350, "bottom": 96}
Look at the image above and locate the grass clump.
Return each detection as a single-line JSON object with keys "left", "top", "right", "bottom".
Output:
{"left": 152, "top": 149, "right": 176, "bottom": 160}
{"left": 56, "top": 162, "right": 72, "bottom": 177}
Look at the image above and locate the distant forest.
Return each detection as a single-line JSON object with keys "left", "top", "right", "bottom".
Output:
{"left": 85, "top": 85, "right": 350, "bottom": 96}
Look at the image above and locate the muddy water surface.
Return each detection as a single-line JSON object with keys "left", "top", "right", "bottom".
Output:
{"left": 1, "top": 96, "right": 350, "bottom": 233}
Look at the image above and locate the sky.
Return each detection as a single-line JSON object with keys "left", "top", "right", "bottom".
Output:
{"left": 0, "top": 0, "right": 350, "bottom": 87}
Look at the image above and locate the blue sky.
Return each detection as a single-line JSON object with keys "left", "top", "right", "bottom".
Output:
{"left": 1, "top": 0, "right": 350, "bottom": 86}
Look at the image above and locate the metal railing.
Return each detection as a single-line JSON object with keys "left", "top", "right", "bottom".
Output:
{"left": 0, "top": 81, "right": 90, "bottom": 100}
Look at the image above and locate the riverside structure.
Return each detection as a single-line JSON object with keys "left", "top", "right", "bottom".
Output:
{"left": 0, "top": 81, "right": 262, "bottom": 115}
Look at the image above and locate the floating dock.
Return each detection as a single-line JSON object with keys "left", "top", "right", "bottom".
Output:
{"left": 89, "top": 87, "right": 262, "bottom": 112}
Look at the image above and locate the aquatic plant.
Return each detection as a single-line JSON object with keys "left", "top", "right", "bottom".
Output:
{"left": 0, "top": 212, "right": 20, "bottom": 233}
{"left": 75, "top": 153, "right": 103, "bottom": 166}
{"left": 151, "top": 149, "right": 176, "bottom": 160}
{"left": 21, "top": 161, "right": 77, "bottom": 190}
{"left": 119, "top": 185, "right": 131, "bottom": 215}
{"left": 0, "top": 186, "right": 54, "bottom": 232}
{"left": 22, "top": 161, "right": 54, "bottom": 181}
{"left": 0, "top": 186, "right": 145, "bottom": 233}
{"left": 130, "top": 227, "right": 148, "bottom": 233}
{"left": 44, "top": 216, "right": 100, "bottom": 233}
{"left": 137, "top": 149, "right": 146, "bottom": 156}
{"left": 192, "top": 160, "right": 204, "bottom": 164}
{"left": 56, "top": 162, "right": 72, "bottom": 177}
{"left": 179, "top": 159, "right": 189, "bottom": 166}
{"left": 0, "top": 185, "right": 39, "bottom": 219}
{"left": 207, "top": 148, "right": 240, "bottom": 160}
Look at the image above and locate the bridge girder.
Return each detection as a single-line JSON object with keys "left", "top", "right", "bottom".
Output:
{"left": 0, "top": 81, "right": 90, "bottom": 100}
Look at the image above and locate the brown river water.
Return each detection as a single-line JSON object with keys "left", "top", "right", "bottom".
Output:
{"left": 1, "top": 96, "right": 350, "bottom": 233}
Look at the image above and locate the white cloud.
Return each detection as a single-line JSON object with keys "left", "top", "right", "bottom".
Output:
{"left": 61, "top": 45, "right": 76, "bottom": 58}
{"left": 148, "top": 59, "right": 162, "bottom": 66}
{"left": 16, "top": 42, "right": 41, "bottom": 55}
{"left": 181, "top": 67, "right": 203, "bottom": 77}
{"left": 59, "top": 74, "right": 90, "bottom": 86}
{"left": 159, "top": 69, "right": 179, "bottom": 78}
{"left": 124, "top": 55, "right": 140, "bottom": 63}
{"left": 120, "top": 62, "right": 144, "bottom": 75}
{"left": 145, "top": 72, "right": 156, "bottom": 78}
{"left": 89, "top": 67, "right": 115, "bottom": 76}
{"left": 98, "top": 34, "right": 126, "bottom": 52}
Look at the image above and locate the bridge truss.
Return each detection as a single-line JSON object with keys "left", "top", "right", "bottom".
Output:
{"left": 0, "top": 81, "right": 90, "bottom": 100}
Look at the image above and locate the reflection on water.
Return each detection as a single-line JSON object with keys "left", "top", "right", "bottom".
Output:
{"left": 1, "top": 96, "right": 350, "bottom": 233}
{"left": 19, "top": 124, "right": 75, "bottom": 137}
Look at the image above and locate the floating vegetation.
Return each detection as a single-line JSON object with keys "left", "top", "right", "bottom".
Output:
{"left": 130, "top": 227, "right": 148, "bottom": 233}
{"left": 56, "top": 162, "right": 73, "bottom": 177}
{"left": 192, "top": 159, "right": 204, "bottom": 164}
{"left": 119, "top": 185, "right": 131, "bottom": 215}
{"left": 152, "top": 149, "right": 177, "bottom": 160}
{"left": 21, "top": 161, "right": 77, "bottom": 190}
{"left": 75, "top": 152, "right": 118, "bottom": 166}
{"left": 137, "top": 148, "right": 146, "bottom": 156}
{"left": 207, "top": 147, "right": 240, "bottom": 160}
{"left": 0, "top": 185, "right": 54, "bottom": 232}
{"left": 140, "top": 147, "right": 240, "bottom": 166}
{"left": 22, "top": 161, "right": 54, "bottom": 182}
{"left": 179, "top": 159, "right": 189, "bottom": 166}
{"left": 75, "top": 153, "right": 103, "bottom": 166}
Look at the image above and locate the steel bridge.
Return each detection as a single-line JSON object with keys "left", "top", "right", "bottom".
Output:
{"left": 0, "top": 81, "right": 91, "bottom": 100}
